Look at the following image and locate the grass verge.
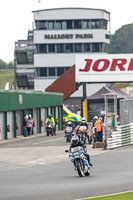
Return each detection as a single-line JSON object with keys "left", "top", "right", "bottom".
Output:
{"left": 83, "top": 192, "right": 133, "bottom": 200}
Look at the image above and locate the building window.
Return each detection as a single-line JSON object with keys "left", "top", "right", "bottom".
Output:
{"left": 65, "top": 44, "right": 73, "bottom": 53}
{"left": 48, "top": 44, "right": 55, "bottom": 53}
{"left": 74, "top": 20, "right": 82, "bottom": 29}
{"left": 36, "top": 68, "right": 47, "bottom": 77}
{"left": 92, "top": 43, "right": 101, "bottom": 52}
{"left": 84, "top": 43, "right": 90, "bottom": 52}
{"left": 35, "top": 20, "right": 48, "bottom": 30}
{"left": 55, "top": 20, "right": 62, "bottom": 29}
{"left": 82, "top": 20, "right": 91, "bottom": 29}
{"left": 74, "top": 43, "right": 82, "bottom": 52}
{"left": 66, "top": 20, "right": 73, "bottom": 29}
{"left": 40, "top": 68, "right": 47, "bottom": 77}
{"left": 57, "top": 44, "right": 64, "bottom": 53}
{"left": 91, "top": 20, "right": 96, "bottom": 29}
{"left": 37, "top": 44, "right": 47, "bottom": 53}
{"left": 48, "top": 21, "right": 54, "bottom": 30}
{"left": 57, "top": 67, "right": 65, "bottom": 76}
{"left": 101, "top": 19, "right": 108, "bottom": 29}
{"left": 48, "top": 67, "right": 56, "bottom": 76}
{"left": 62, "top": 21, "right": 67, "bottom": 29}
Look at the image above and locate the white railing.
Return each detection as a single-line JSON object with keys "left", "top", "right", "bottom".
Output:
{"left": 107, "top": 123, "right": 133, "bottom": 149}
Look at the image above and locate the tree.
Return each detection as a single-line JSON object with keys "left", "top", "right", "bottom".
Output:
{"left": 0, "top": 59, "right": 7, "bottom": 69}
{"left": 8, "top": 61, "right": 14, "bottom": 69}
{"left": 109, "top": 23, "right": 133, "bottom": 53}
{"left": 0, "top": 59, "right": 14, "bottom": 69}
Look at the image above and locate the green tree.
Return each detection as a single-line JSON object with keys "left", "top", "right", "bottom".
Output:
{"left": 8, "top": 61, "right": 14, "bottom": 69}
{"left": 109, "top": 23, "right": 133, "bottom": 53}
{"left": 0, "top": 59, "right": 7, "bottom": 69}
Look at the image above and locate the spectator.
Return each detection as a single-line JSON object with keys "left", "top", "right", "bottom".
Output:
{"left": 94, "top": 116, "right": 103, "bottom": 142}
{"left": 23, "top": 114, "right": 28, "bottom": 137}
{"left": 27, "top": 115, "right": 33, "bottom": 136}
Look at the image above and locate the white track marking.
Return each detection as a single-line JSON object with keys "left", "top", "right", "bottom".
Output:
{"left": 75, "top": 190, "right": 133, "bottom": 200}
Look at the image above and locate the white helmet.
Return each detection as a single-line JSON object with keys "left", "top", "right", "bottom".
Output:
{"left": 71, "top": 135, "right": 79, "bottom": 145}
{"left": 67, "top": 121, "right": 72, "bottom": 126}
{"left": 81, "top": 117, "right": 86, "bottom": 123}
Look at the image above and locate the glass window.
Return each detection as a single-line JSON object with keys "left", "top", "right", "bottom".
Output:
{"left": 62, "top": 21, "right": 67, "bottom": 29}
{"left": 57, "top": 44, "right": 64, "bottom": 53}
{"left": 37, "top": 44, "right": 47, "bottom": 53}
{"left": 92, "top": 43, "right": 101, "bottom": 52}
{"left": 48, "top": 21, "right": 54, "bottom": 30}
{"left": 91, "top": 20, "right": 96, "bottom": 29}
{"left": 95, "top": 19, "right": 101, "bottom": 28}
{"left": 57, "top": 67, "right": 65, "bottom": 76}
{"left": 65, "top": 44, "right": 73, "bottom": 53}
{"left": 48, "top": 44, "right": 55, "bottom": 53}
{"left": 87, "top": 20, "right": 91, "bottom": 29}
{"left": 82, "top": 20, "right": 91, "bottom": 29}
{"left": 36, "top": 20, "right": 47, "bottom": 30}
{"left": 82, "top": 20, "right": 87, "bottom": 29}
{"left": 55, "top": 20, "right": 62, "bottom": 29}
{"left": 101, "top": 19, "right": 108, "bottom": 29}
{"left": 40, "top": 68, "right": 47, "bottom": 77}
{"left": 84, "top": 43, "right": 90, "bottom": 52}
{"left": 74, "top": 43, "right": 82, "bottom": 52}
{"left": 74, "top": 20, "right": 82, "bottom": 29}
{"left": 66, "top": 20, "right": 73, "bottom": 29}
{"left": 48, "top": 67, "right": 56, "bottom": 76}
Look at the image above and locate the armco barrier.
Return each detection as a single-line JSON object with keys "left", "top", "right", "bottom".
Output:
{"left": 107, "top": 123, "right": 133, "bottom": 149}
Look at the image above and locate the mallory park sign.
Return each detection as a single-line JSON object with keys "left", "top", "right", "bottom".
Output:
{"left": 44, "top": 33, "right": 93, "bottom": 39}
{"left": 76, "top": 54, "right": 133, "bottom": 83}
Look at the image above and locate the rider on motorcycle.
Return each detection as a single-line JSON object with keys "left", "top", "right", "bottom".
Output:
{"left": 45, "top": 114, "right": 56, "bottom": 135}
{"left": 78, "top": 117, "right": 89, "bottom": 142}
{"left": 65, "top": 119, "right": 75, "bottom": 131}
{"left": 70, "top": 135, "right": 93, "bottom": 167}
{"left": 79, "top": 117, "right": 88, "bottom": 129}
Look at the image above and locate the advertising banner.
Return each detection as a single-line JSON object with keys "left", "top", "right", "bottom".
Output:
{"left": 76, "top": 54, "right": 133, "bottom": 82}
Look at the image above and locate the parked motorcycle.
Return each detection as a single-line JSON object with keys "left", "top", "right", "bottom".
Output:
{"left": 65, "top": 146, "right": 91, "bottom": 177}
{"left": 46, "top": 122, "right": 54, "bottom": 136}
{"left": 65, "top": 126, "right": 73, "bottom": 143}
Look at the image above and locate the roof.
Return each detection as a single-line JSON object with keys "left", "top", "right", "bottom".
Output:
{"left": 87, "top": 86, "right": 130, "bottom": 100}
{"left": 32, "top": 7, "right": 110, "bottom": 14}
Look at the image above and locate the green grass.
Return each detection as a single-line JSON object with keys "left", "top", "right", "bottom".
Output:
{"left": 83, "top": 192, "right": 133, "bottom": 200}
{"left": 0, "top": 69, "right": 14, "bottom": 89}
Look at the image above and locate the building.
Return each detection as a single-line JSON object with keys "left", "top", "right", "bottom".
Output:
{"left": 15, "top": 30, "right": 35, "bottom": 89}
{"left": 15, "top": 7, "right": 110, "bottom": 98}
{"left": 0, "top": 90, "right": 63, "bottom": 140}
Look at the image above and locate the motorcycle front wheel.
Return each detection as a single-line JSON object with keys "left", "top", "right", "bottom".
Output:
{"left": 84, "top": 169, "right": 90, "bottom": 176}
{"left": 76, "top": 161, "right": 84, "bottom": 177}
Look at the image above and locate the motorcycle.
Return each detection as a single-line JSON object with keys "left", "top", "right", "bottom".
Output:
{"left": 78, "top": 126, "right": 88, "bottom": 144}
{"left": 65, "top": 126, "right": 73, "bottom": 143}
{"left": 65, "top": 146, "right": 91, "bottom": 177}
{"left": 46, "top": 122, "right": 54, "bottom": 136}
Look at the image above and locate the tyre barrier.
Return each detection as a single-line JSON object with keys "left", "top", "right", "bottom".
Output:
{"left": 107, "top": 123, "right": 133, "bottom": 149}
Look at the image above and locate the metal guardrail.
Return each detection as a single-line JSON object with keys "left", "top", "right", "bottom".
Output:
{"left": 107, "top": 123, "right": 133, "bottom": 149}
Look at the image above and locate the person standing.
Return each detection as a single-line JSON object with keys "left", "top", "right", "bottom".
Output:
{"left": 27, "top": 115, "right": 33, "bottom": 136}
{"left": 94, "top": 116, "right": 102, "bottom": 142}
{"left": 23, "top": 114, "right": 28, "bottom": 137}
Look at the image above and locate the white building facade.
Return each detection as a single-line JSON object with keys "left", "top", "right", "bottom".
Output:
{"left": 33, "top": 8, "right": 110, "bottom": 94}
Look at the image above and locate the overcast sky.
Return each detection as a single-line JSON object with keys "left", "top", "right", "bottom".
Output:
{"left": 0, "top": 0, "right": 133, "bottom": 63}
